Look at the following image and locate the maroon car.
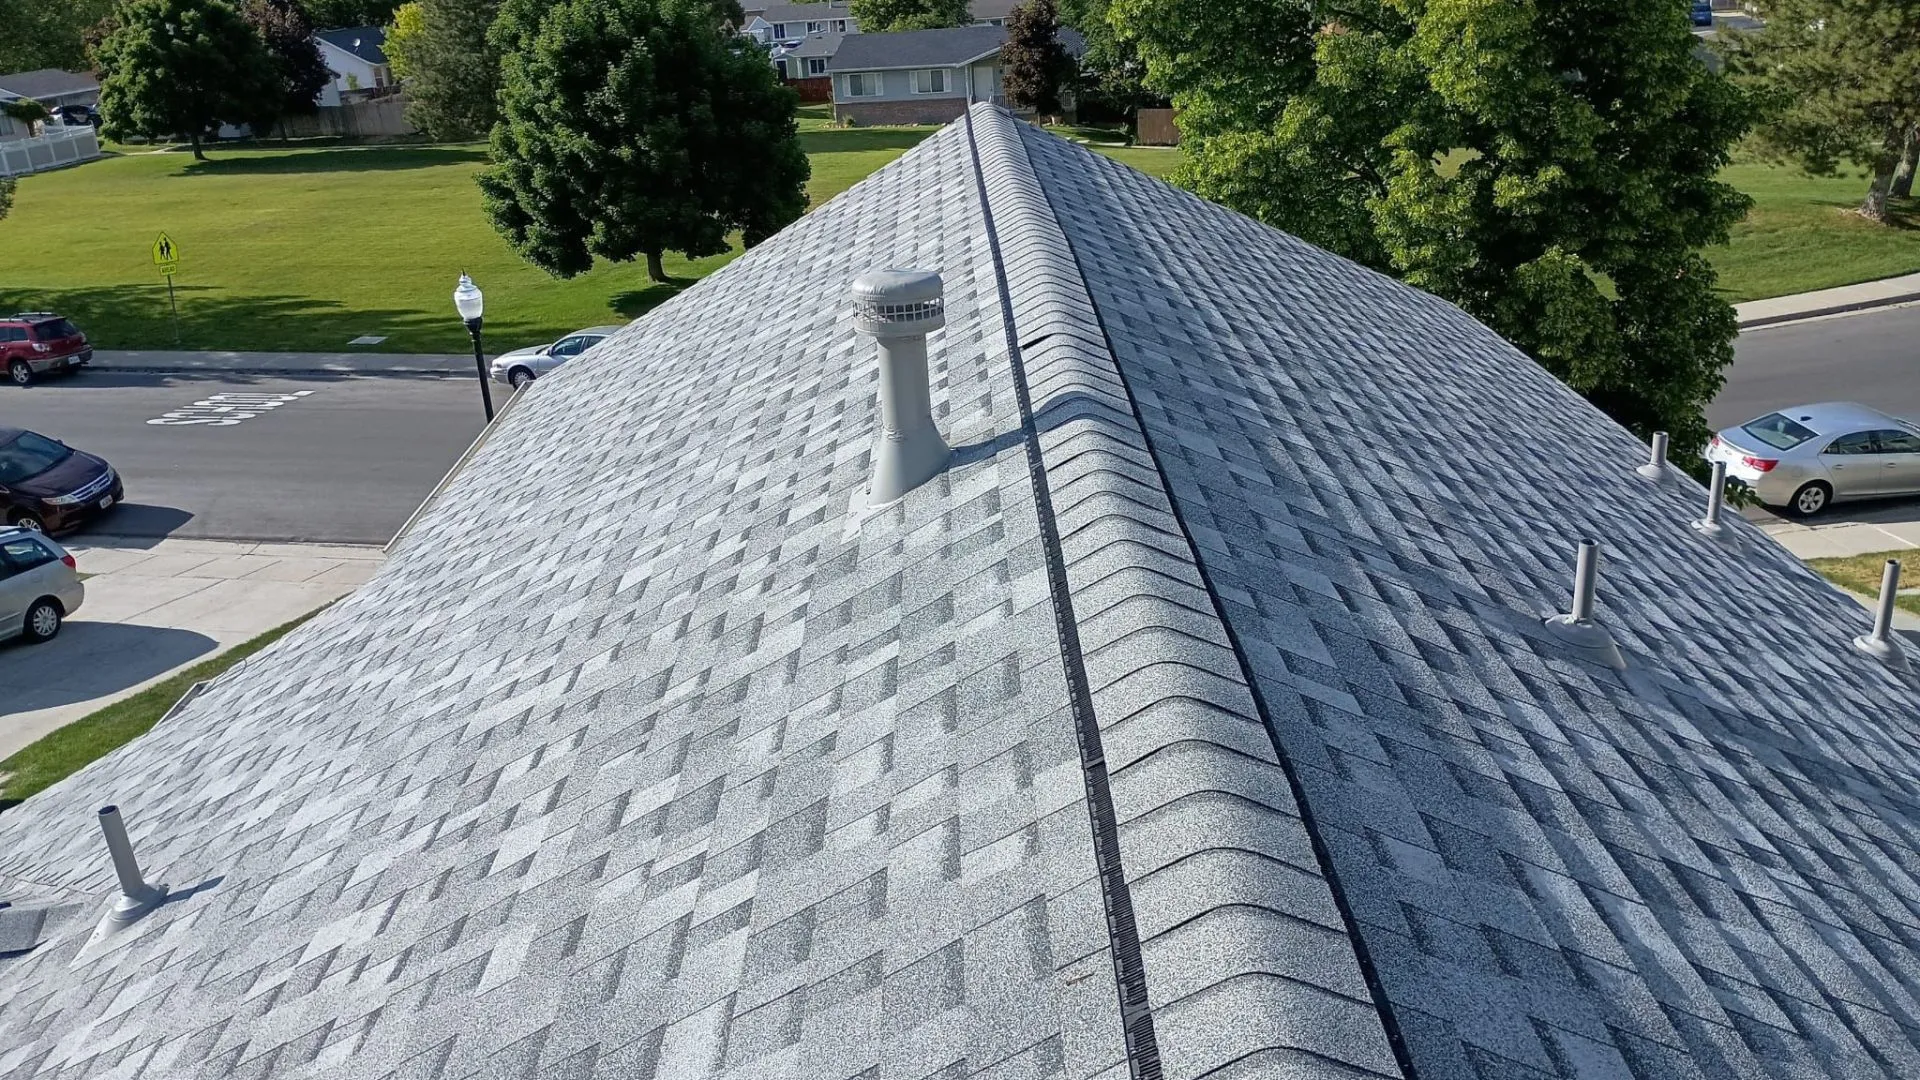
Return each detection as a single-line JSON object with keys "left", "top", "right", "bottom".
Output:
{"left": 1, "top": 313, "right": 92, "bottom": 386}
{"left": 0, "top": 427, "right": 122, "bottom": 534}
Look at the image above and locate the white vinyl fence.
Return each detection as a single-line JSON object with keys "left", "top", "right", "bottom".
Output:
{"left": 0, "top": 125, "right": 101, "bottom": 177}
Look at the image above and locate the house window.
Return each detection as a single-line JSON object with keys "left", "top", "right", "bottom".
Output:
{"left": 807, "top": 20, "right": 822, "bottom": 31}
{"left": 807, "top": 57, "right": 827, "bottom": 75}
{"left": 771, "top": 22, "right": 787, "bottom": 35}
{"left": 834, "top": 19, "right": 846, "bottom": 30}
{"left": 911, "top": 68, "right": 948, "bottom": 94}
{"left": 776, "top": 58, "right": 789, "bottom": 78}
{"left": 841, "top": 72, "right": 881, "bottom": 97}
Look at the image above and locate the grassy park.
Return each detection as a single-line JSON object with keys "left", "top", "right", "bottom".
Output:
{"left": 0, "top": 109, "right": 1177, "bottom": 354}
{"left": 0, "top": 106, "right": 1906, "bottom": 353}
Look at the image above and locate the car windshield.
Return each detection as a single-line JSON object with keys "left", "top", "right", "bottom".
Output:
{"left": 29, "top": 319, "right": 77, "bottom": 340}
{"left": 0, "top": 431, "right": 72, "bottom": 483}
{"left": 1741, "top": 412, "right": 1818, "bottom": 451}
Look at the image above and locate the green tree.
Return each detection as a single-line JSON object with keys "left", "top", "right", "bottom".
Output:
{"left": 0, "top": 179, "right": 13, "bottom": 224}
{"left": 848, "top": 0, "right": 966, "bottom": 33}
{"left": 0, "top": 0, "right": 115, "bottom": 73}
{"left": 480, "top": 0, "right": 809, "bottom": 284}
{"left": 241, "top": 0, "right": 332, "bottom": 125}
{"left": 95, "top": 0, "right": 283, "bottom": 160}
{"left": 1002, "top": 0, "right": 1072, "bottom": 117}
{"left": 383, "top": 0, "right": 424, "bottom": 77}
{"left": 385, "top": 0, "right": 499, "bottom": 139}
{"left": 1727, "top": 0, "right": 1920, "bottom": 222}
{"left": 304, "top": 0, "right": 402, "bottom": 25}
{"left": 1057, "top": 0, "right": 1159, "bottom": 123}
{"left": 1114, "top": 0, "right": 1756, "bottom": 461}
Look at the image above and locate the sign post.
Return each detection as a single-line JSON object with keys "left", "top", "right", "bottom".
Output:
{"left": 151, "top": 232, "right": 181, "bottom": 344}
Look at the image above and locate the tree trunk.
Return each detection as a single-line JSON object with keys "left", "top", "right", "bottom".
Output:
{"left": 645, "top": 250, "right": 667, "bottom": 283}
{"left": 1894, "top": 127, "right": 1919, "bottom": 200}
{"left": 1861, "top": 163, "right": 1895, "bottom": 223}
{"left": 189, "top": 131, "right": 205, "bottom": 161}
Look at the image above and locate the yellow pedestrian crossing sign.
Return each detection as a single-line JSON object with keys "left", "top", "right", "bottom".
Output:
{"left": 152, "top": 232, "right": 180, "bottom": 276}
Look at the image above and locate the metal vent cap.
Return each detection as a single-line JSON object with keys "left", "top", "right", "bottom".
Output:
{"left": 851, "top": 268, "right": 944, "bottom": 337}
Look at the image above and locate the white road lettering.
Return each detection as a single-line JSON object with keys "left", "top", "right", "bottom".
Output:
{"left": 147, "top": 389, "right": 316, "bottom": 427}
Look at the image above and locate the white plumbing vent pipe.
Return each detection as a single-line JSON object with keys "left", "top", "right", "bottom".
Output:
{"left": 1854, "top": 559, "right": 1911, "bottom": 672}
{"left": 1542, "top": 540, "right": 1626, "bottom": 669}
{"left": 97, "top": 805, "right": 165, "bottom": 926}
{"left": 1637, "top": 431, "right": 1671, "bottom": 481}
{"left": 851, "top": 269, "right": 951, "bottom": 506}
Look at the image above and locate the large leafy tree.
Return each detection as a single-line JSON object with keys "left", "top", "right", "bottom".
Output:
{"left": 0, "top": 180, "right": 13, "bottom": 224}
{"left": 1113, "top": 0, "right": 1756, "bottom": 461}
{"left": 480, "top": 0, "right": 809, "bottom": 284}
{"left": 1726, "top": 0, "right": 1920, "bottom": 222}
{"left": 383, "top": 0, "right": 424, "bottom": 77}
{"left": 848, "top": 0, "right": 966, "bottom": 32}
{"left": 95, "top": 0, "right": 283, "bottom": 159}
{"left": 304, "top": 0, "right": 402, "bottom": 25}
{"left": 242, "top": 0, "right": 332, "bottom": 126}
{"left": 383, "top": 0, "right": 500, "bottom": 139}
{"left": 1057, "top": 0, "right": 1158, "bottom": 122}
{"left": 0, "top": 0, "right": 115, "bottom": 73}
{"left": 1002, "top": 0, "right": 1073, "bottom": 117}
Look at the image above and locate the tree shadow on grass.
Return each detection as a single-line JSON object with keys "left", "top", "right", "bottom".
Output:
{"left": 799, "top": 127, "right": 938, "bottom": 155}
{"left": 609, "top": 281, "right": 691, "bottom": 320}
{"left": 177, "top": 145, "right": 488, "bottom": 176}
{"left": 1805, "top": 194, "right": 1920, "bottom": 230}
{"left": 0, "top": 284, "right": 561, "bottom": 355}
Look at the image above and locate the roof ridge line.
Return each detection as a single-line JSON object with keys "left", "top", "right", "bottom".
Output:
{"left": 975, "top": 108, "right": 1413, "bottom": 1080}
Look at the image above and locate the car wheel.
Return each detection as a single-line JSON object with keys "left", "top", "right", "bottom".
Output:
{"left": 7, "top": 359, "right": 30, "bottom": 386}
{"left": 1788, "top": 481, "right": 1832, "bottom": 518}
{"left": 7, "top": 509, "right": 44, "bottom": 532}
{"left": 23, "top": 598, "right": 61, "bottom": 643}
{"left": 508, "top": 367, "right": 535, "bottom": 389}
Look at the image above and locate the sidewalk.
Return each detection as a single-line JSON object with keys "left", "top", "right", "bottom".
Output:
{"left": 92, "top": 350, "right": 468, "bottom": 377}
{"left": 1736, "top": 272, "right": 1920, "bottom": 329}
{"left": 0, "top": 537, "right": 382, "bottom": 760}
{"left": 1758, "top": 516, "right": 1920, "bottom": 632}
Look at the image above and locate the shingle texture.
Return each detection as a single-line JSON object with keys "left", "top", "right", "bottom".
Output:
{"left": 4, "top": 105, "right": 1920, "bottom": 1080}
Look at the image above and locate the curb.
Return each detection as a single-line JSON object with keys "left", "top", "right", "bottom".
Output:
{"left": 1738, "top": 290, "right": 1920, "bottom": 331}
{"left": 88, "top": 363, "right": 465, "bottom": 378}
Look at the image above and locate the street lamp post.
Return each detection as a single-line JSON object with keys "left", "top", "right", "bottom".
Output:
{"left": 454, "top": 273, "right": 495, "bottom": 422}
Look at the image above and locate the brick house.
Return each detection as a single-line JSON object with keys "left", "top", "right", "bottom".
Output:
{"left": 827, "top": 24, "right": 1082, "bottom": 126}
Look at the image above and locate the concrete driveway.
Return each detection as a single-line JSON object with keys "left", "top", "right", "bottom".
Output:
{"left": 0, "top": 536, "right": 382, "bottom": 760}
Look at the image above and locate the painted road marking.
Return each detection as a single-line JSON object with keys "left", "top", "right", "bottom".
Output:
{"left": 147, "top": 390, "right": 317, "bottom": 427}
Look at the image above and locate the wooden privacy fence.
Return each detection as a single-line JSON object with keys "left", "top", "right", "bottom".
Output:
{"left": 788, "top": 77, "right": 832, "bottom": 104}
{"left": 1135, "top": 108, "right": 1180, "bottom": 147}
{"left": 272, "top": 96, "right": 416, "bottom": 139}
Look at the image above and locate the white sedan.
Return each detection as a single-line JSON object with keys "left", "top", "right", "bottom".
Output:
{"left": 489, "top": 325, "right": 623, "bottom": 389}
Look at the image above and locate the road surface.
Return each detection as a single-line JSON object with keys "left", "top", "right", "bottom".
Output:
{"left": 1713, "top": 304, "right": 1920, "bottom": 431}
{"left": 0, "top": 371, "right": 486, "bottom": 545}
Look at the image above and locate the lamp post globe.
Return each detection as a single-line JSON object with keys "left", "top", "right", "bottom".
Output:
{"left": 454, "top": 273, "right": 494, "bottom": 421}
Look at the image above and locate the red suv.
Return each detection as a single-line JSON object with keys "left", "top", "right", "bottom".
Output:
{"left": 1, "top": 313, "right": 92, "bottom": 386}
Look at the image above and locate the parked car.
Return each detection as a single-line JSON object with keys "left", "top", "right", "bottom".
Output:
{"left": 0, "top": 427, "right": 122, "bottom": 534}
{"left": 1692, "top": 1, "right": 1714, "bottom": 25}
{"left": 0, "top": 312, "right": 93, "bottom": 386}
{"left": 489, "top": 325, "right": 623, "bottom": 389}
{"left": 0, "top": 527, "right": 83, "bottom": 644}
{"left": 1708, "top": 402, "right": 1920, "bottom": 517}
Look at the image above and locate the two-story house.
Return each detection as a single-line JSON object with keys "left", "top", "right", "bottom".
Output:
{"left": 827, "top": 24, "right": 1082, "bottom": 126}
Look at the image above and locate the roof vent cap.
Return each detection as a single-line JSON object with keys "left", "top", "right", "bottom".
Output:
{"left": 851, "top": 268, "right": 950, "bottom": 507}
{"left": 851, "top": 268, "right": 945, "bottom": 338}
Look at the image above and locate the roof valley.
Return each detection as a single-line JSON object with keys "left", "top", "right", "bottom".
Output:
{"left": 965, "top": 105, "right": 1407, "bottom": 1080}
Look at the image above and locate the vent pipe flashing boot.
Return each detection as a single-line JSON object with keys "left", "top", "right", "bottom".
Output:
{"left": 97, "top": 805, "right": 165, "bottom": 927}
{"left": 1543, "top": 540, "right": 1626, "bottom": 669}
{"left": 852, "top": 269, "right": 951, "bottom": 507}
{"left": 1637, "top": 432, "right": 1672, "bottom": 482}
{"left": 1854, "top": 559, "right": 1910, "bottom": 672}
{"left": 1692, "top": 460, "right": 1729, "bottom": 538}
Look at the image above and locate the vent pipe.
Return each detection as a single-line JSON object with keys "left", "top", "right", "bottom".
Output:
{"left": 1692, "top": 460, "right": 1728, "bottom": 538}
{"left": 851, "top": 269, "right": 951, "bottom": 506}
{"left": 1853, "top": 559, "right": 1910, "bottom": 671}
{"left": 97, "top": 805, "right": 165, "bottom": 926}
{"left": 1543, "top": 540, "right": 1626, "bottom": 669}
{"left": 1637, "top": 432, "right": 1671, "bottom": 481}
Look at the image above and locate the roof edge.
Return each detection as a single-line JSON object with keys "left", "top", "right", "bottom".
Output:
{"left": 967, "top": 104, "right": 1410, "bottom": 1080}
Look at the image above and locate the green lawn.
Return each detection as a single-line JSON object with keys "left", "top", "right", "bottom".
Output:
{"left": 0, "top": 108, "right": 1175, "bottom": 354}
{"left": 1712, "top": 164, "right": 1920, "bottom": 303}
{"left": 0, "top": 610, "right": 318, "bottom": 813}
{"left": 1805, "top": 551, "right": 1920, "bottom": 619}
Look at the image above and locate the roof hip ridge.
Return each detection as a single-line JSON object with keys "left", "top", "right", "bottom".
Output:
{"left": 966, "top": 104, "right": 1417, "bottom": 1080}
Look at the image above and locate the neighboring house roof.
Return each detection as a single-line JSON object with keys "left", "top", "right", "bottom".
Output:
{"left": 772, "top": 31, "right": 845, "bottom": 60}
{"left": 828, "top": 25, "right": 1082, "bottom": 71}
{"left": 0, "top": 69, "right": 98, "bottom": 101}
{"left": 7, "top": 104, "right": 1920, "bottom": 1080}
{"left": 314, "top": 26, "right": 389, "bottom": 66}
{"left": 760, "top": 1, "right": 855, "bottom": 24}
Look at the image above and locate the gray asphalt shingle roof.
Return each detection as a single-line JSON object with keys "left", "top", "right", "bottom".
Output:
{"left": 0, "top": 69, "right": 98, "bottom": 101}
{"left": 4, "top": 105, "right": 1920, "bottom": 1080}
{"left": 315, "top": 27, "right": 388, "bottom": 66}
{"left": 827, "top": 25, "right": 1084, "bottom": 72}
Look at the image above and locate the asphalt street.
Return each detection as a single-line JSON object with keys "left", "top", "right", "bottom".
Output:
{"left": 1713, "top": 304, "right": 1920, "bottom": 431}
{"left": 0, "top": 371, "right": 486, "bottom": 545}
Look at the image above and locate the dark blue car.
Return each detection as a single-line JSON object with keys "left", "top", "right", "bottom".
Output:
{"left": 1692, "top": 1, "right": 1714, "bottom": 26}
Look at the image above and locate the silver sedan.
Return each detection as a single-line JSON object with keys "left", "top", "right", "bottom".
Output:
{"left": 1708, "top": 402, "right": 1920, "bottom": 517}
{"left": 488, "top": 325, "right": 623, "bottom": 389}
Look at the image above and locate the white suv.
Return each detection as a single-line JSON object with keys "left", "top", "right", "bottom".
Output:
{"left": 0, "top": 528, "right": 83, "bottom": 644}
